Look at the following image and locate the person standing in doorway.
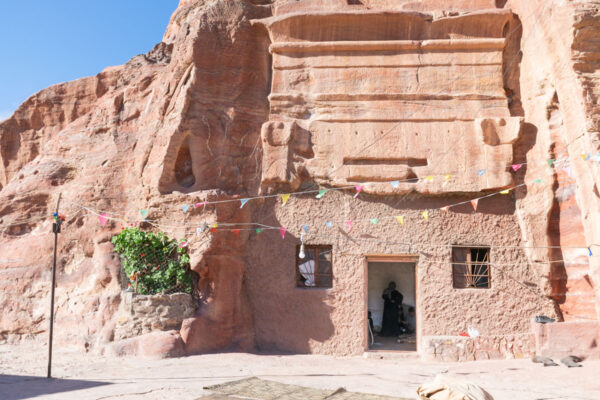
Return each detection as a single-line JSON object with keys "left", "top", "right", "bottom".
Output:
{"left": 381, "top": 281, "right": 403, "bottom": 336}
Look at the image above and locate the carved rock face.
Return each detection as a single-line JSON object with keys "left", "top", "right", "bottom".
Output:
{"left": 255, "top": 10, "right": 524, "bottom": 194}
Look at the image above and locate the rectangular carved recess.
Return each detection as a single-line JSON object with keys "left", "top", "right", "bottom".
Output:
{"left": 255, "top": 10, "right": 520, "bottom": 194}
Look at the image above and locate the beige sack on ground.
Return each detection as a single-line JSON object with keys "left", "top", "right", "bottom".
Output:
{"left": 416, "top": 374, "right": 494, "bottom": 400}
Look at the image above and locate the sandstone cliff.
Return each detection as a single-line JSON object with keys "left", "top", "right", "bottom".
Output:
{"left": 0, "top": 0, "right": 598, "bottom": 357}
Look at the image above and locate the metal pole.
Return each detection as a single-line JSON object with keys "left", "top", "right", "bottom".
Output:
{"left": 47, "top": 192, "right": 61, "bottom": 379}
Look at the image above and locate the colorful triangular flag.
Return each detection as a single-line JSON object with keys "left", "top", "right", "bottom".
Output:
{"left": 302, "top": 224, "right": 309, "bottom": 233}
{"left": 547, "top": 159, "right": 555, "bottom": 167}
{"left": 233, "top": 229, "right": 240, "bottom": 237}
{"left": 421, "top": 211, "right": 429, "bottom": 221}
{"left": 316, "top": 189, "right": 327, "bottom": 199}
{"left": 390, "top": 180, "right": 400, "bottom": 188}
{"left": 182, "top": 204, "right": 190, "bottom": 213}
{"left": 196, "top": 227, "right": 203, "bottom": 236}
{"left": 279, "top": 227, "right": 287, "bottom": 239}
{"left": 256, "top": 228, "right": 263, "bottom": 234}
{"left": 395, "top": 216, "right": 404, "bottom": 225}
{"left": 98, "top": 213, "right": 108, "bottom": 227}
{"left": 425, "top": 176, "right": 434, "bottom": 183}
{"left": 370, "top": 218, "right": 379, "bottom": 224}
{"left": 194, "top": 201, "right": 206, "bottom": 208}
{"left": 211, "top": 222, "right": 218, "bottom": 228}
{"left": 500, "top": 189, "right": 511, "bottom": 194}
{"left": 139, "top": 209, "right": 148, "bottom": 219}
{"left": 354, "top": 185, "right": 364, "bottom": 198}
{"left": 240, "top": 198, "right": 249, "bottom": 208}
{"left": 581, "top": 153, "right": 590, "bottom": 161}
{"left": 441, "top": 206, "right": 450, "bottom": 212}
{"left": 563, "top": 166, "right": 572, "bottom": 177}
{"left": 345, "top": 220, "right": 353, "bottom": 230}
{"left": 588, "top": 247, "right": 593, "bottom": 256}
{"left": 511, "top": 164, "right": 522, "bottom": 172}
{"left": 477, "top": 169, "right": 486, "bottom": 176}
{"left": 533, "top": 178, "right": 542, "bottom": 184}
{"left": 471, "top": 199, "right": 479, "bottom": 212}
{"left": 281, "top": 194, "right": 290, "bottom": 205}
{"left": 326, "top": 221, "right": 333, "bottom": 228}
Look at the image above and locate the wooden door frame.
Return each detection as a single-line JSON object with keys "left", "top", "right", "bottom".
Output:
{"left": 364, "top": 254, "right": 420, "bottom": 352}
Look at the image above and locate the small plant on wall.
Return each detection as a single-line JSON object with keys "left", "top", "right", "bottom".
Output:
{"left": 112, "top": 228, "right": 192, "bottom": 295}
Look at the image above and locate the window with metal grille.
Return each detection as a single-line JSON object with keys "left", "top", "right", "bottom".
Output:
{"left": 296, "top": 245, "right": 333, "bottom": 288}
{"left": 452, "top": 247, "right": 491, "bottom": 288}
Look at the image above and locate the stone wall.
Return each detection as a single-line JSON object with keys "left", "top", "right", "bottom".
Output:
{"left": 114, "top": 292, "right": 195, "bottom": 341}
{"left": 421, "top": 333, "right": 536, "bottom": 362}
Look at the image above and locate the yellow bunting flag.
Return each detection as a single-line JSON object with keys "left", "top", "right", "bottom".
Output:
{"left": 395, "top": 216, "right": 404, "bottom": 225}
{"left": 500, "top": 189, "right": 510, "bottom": 194}
{"left": 281, "top": 194, "right": 290, "bottom": 205}
{"left": 421, "top": 211, "right": 429, "bottom": 221}
{"left": 425, "top": 176, "right": 434, "bottom": 183}
{"left": 211, "top": 222, "right": 218, "bottom": 228}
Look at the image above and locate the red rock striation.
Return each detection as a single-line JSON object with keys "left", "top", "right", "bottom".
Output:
{"left": 0, "top": 0, "right": 598, "bottom": 358}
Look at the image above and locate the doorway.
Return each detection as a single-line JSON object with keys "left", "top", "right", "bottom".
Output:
{"left": 367, "top": 260, "right": 417, "bottom": 352}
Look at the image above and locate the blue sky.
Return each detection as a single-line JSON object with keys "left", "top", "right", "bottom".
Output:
{"left": 0, "top": 1, "right": 179, "bottom": 121}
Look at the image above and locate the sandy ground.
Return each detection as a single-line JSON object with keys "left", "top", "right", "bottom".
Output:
{"left": 1, "top": 343, "right": 599, "bottom": 400}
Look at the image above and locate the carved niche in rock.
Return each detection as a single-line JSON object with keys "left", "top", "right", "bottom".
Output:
{"left": 253, "top": 9, "right": 523, "bottom": 194}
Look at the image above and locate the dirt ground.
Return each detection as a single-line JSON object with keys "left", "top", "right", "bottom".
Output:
{"left": 1, "top": 343, "right": 599, "bottom": 400}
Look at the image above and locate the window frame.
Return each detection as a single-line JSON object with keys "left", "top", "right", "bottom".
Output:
{"left": 451, "top": 246, "right": 491, "bottom": 289}
{"left": 295, "top": 244, "right": 333, "bottom": 289}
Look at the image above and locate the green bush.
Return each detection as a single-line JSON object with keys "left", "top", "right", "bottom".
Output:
{"left": 111, "top": 228, "right": 192, "bottom": 295}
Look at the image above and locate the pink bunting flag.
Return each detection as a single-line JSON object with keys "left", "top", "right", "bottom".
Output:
{"left": 563, "top": 166, "right": 572, "bottom": 177}
{"left": 195, "top": 201, "right": 207, "bottom": 208}
{"left": 98, "top": 213, "right": 108, "bottom": 227}
{"left": 279, "top": 227, "right": 287, "bottom": 239}
{"left": 511, "top": 164, "right": 522, "bottom": 172}
{"left": 345, "top": 220, "right": 353, "bottom": 231}
{"left": 471, "top": 198, "right": 479, "bottom": 212}
{"left": 354, "top": 185, "right": 363, "bottom": 198}
{"left": 179, "top": 241, "right": 188, "bottom": 248}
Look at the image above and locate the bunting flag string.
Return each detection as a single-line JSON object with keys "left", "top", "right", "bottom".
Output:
{"left": 354, "top": 185, "right": 363, "bottom": 198}
{"left": 68, "top": 199, "right": 596, "bottom": 255}
{"left": 98, "top": 213, "right": 108, "bottom": 227}
{"left": 170, "top": 151, "right": 585, "bottom": 211}
{"left": 345, "top": 220, "right": 353, "bottom": 231}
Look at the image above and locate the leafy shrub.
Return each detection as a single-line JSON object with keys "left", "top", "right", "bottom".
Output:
{"left": 111, "top": 228, "right": 192, "bottom": 295}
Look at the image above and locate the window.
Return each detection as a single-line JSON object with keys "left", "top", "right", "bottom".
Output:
{"left": 296, "top": 245, "right": 333, "bottom": 288}
{"left": 452, "top": 247, "right": 491, "bottom": 288}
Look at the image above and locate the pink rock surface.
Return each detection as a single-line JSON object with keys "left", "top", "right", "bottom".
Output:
{"left": 0, "top": 0, "right": 599, "bottom": 358}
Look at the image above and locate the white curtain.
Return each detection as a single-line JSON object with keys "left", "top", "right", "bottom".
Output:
{"left": 298, "top": 259, "right": 315, "bottom": 286}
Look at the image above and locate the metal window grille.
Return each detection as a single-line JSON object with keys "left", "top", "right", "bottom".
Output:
{"left": 452, "top": 247, "right": 491, "bottom": 289}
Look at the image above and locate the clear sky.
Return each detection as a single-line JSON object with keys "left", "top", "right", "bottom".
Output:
{"left": 0, "top": 1, "right": 179, "bottom": 121}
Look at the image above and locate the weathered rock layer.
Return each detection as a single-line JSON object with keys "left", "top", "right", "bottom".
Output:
{"left": 1, "top": 0, "right": 598, "bottom": 358}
